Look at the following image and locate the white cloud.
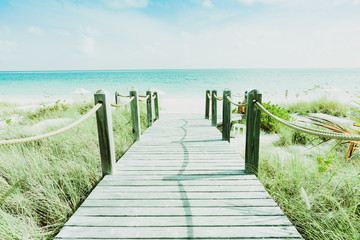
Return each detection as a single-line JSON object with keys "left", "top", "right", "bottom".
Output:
{"left": 27, "top": 26, "right": 44, "bottom": 36}
{"left": 54, "top": 29, "right": 71, "bottom": 36}
{"left": 202, "top": 0, "right": 214, "bottom": 8}
{"left": 80, "top": 35, "right": 95, "bottom": 55}
{"left": 77, "top": 26, "right": 100, "bottom": 55}
{"left": 102, "top": 0, "right": 148, "bottom": 8}
{"left": 0, "top": 40, "right": 17, "bottom": 55}
{"left": 80, "top": 26, "right": 101, "bottom": 37}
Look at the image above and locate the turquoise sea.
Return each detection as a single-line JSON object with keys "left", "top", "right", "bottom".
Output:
{"left": 0, "top": 69, "right": 360, "bottom": 102}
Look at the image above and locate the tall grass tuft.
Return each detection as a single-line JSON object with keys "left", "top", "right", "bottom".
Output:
{"left": 259, "top": 144, "right": 360, "bottom": 240}
{"left": 286, "top": 97, "right": 348, "bottom": 117}
{"left": 0, "top": 102, "right": 148, "bottom": 239}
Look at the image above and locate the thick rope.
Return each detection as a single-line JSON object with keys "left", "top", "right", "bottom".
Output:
{"left": 116, "top": 93, "right": 130, "bottom": 98}
{"left": 254, "top": 102, "right": 340, "bottom": 135}
{"left": 255, "top": 101, "right": 360, "bottom": 141}
{"left": 213, "top": 94, "right": 223, "bottom": 101}
{"left": 139, "top": 95, "right": 150, "bottom": 103}
{"left": 111, "top": 96, "right": 135, "bottom": 107}
{"left": 0, "top": 103, "right": 102, "bottom": 146}
{"left": 226, "top": 95, "right": 247, "bottom": 107}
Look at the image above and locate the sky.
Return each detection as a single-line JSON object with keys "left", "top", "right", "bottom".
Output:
{"left": 0, "top": 0, "right": 360, "bottom": 70}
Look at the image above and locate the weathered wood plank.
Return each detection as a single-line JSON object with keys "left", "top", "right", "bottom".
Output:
{"left": 64, "top": 215, "right": 292, "bottom": 226}
{"left": 98, "top": 180, "right": 260, "bottom": 186}
{"left": 81, "top": 199, "right": 278, "bottom": 207}
{"left": 73, "top": 206, "right": 284, "bottom": 216}
{"left": 56, "top": 226, "right": 301, "bottom": 239}
{"left": 89, "top": 185, "right": 266, "bottom": 192}
{"left": 113, "top": 170, "right": 246, "bottom": 175}
{"left": 103, "top": 174, "right": 258, "bottom": 180}
{"left": 86, "top": 191, "right": 271, "bottom": 199}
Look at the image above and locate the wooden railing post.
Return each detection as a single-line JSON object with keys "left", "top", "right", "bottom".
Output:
{"left": 205, "top": 90, "right": 210, "bottom": 119}
{"left": 130, "top": 89, "right": 141, "bottom": 142}
{"left": 146, "top": 90, "right": 153, "bottom": 127}
{"left": 154, "top": 91, "right": 159, "bottom": 121}
{"left": 243, "top": 91, "right": 248, "bottom": 118}
{"left": 94, "top": 90, "right": 116, "bottom": 175}
{"left": 115, "top": 91, "right": 118, "bottom": 105}
{"left": 245, "top": 89, "right": 262, "bottom": 175}
{"left": 222, "top": 89, "right": 231, "bottom": 142}
{"left": 211, "top": 90, "right": 217, "bottom": 126}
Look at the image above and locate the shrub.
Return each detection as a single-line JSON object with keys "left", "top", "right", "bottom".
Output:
{"left": 260, "top": 101, "right": 292, "bottom": 133}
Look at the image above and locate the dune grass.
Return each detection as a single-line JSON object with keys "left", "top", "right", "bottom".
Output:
{"left": 259, "top": 143, "right": 360, "bottom": 239}
{"left": 239, "top": 97, "right": 360, "bottom": 239}
{"left": 0, "top": 101, "right": 147, "bottom": 239}
{"left": 285, "top": 97, "right": 348, "bottom": 117}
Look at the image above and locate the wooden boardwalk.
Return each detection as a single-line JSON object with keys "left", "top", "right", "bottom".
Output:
{"left": 56, "top": 114, "right": 302, "bottom": 239}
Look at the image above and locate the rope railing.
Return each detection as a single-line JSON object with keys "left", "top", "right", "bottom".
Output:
{"left": 254, "top": 101, "right": 360, "bottom": 141}
{"left": 111, "top": 96, "right": 135, "bottom": 107}
{"left": 226, "top": 95, "right": 247, "bottom": 107}
{"left": 213, "top": 94, "right": 223, "bottom": 101}
{"left": 204, "top": 88, "right": 360, "bottom": 175}
{"left": 116, "top": 93, "right": 131, "bottom": 98}
{"left": 2, "top": 88, "right": 159, "bottom": 176}
{"left": 138, "top": 95, "right": 150, "bottom": 103}
{"left": 0, "top": 103, "right": 102, "bottom": 146}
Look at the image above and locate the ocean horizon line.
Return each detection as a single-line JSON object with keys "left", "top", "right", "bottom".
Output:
{"left": 2, "top": 67, "right": 360, "bottom": 73}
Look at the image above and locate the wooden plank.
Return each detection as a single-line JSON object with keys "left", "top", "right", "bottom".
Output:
{"left": 81, "top": 199, "right": 278, "bottom": 207}
{"left": 89, "top": 185, "right": 266, "bottom": 192}
{"left": 103, "top": 174, "right": 258, "bottom": 180}
{"left": 56, "top": 226, "right": 301, "bottom": 239}
{"left": 115, "top": 163, "right": 244, "bottom": 167}
{"left": 113, "top": 170, "right": 246, "bottom": 175}
{"left": 64, "top": 215, "right": 292, "bottom": 226}
{"left": 98, "top": 180, "right": 260, "bottom": 186}
{"left": 73, "top": 206, "right": 284, "bottom": 216}
{"left": 112, "top": 168, "right": 242, "bottom": 173}
{"left": 86, "top": 191, "right": 271, "bottom": 199}
{"left": 57, "top": 238, "right": 301, "bottom": 240}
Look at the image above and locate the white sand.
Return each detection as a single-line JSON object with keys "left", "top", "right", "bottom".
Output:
{"left": 160, "top": 97, "right": 203, "bottom": 113}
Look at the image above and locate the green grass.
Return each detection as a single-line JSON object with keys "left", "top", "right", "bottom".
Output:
{"left": 0, "top": 101, "right": 148, "bottom": 239}
{"left": 285, "top": 97, "right": 348, "bottom": 117}
{"left": 257, "top": 98, "right": 359, "bottom": 239}
{"left": 259, "top": 140, "right": 360, "bottom": 239}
